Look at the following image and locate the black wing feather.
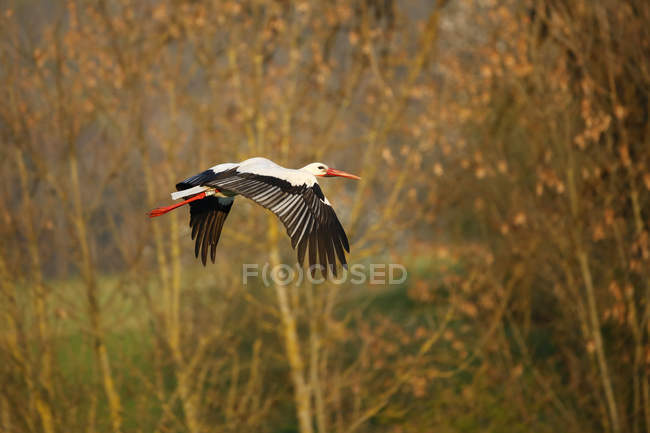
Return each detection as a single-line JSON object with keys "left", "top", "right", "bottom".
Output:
{"left": 202, "top": 170, "right": 350, "bottom": 273}
{"left": 187, "top": 196, "right": 233, "bottom": 266}
{"left": 176, "top": 171, "right": 234, "bottom": 265}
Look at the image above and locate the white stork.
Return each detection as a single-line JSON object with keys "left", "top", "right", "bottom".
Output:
{"left": 148, "top": 157, "right": 360, "bottom": 274}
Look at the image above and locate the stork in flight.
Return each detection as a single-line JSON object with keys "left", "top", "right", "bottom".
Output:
{"left": 148, "top": 157, "right": 360, "bottom": 274}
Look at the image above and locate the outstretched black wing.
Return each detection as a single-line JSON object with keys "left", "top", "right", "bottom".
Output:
{"left": 188, "top": 197, "right": 233, "bottom": 265}
{"left": 201, "top": 169, "right": 350, "bottom": 275}
{"left": 176, "top": 178, "right": 233, "bottom": 265}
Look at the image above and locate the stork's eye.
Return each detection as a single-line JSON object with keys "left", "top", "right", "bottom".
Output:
{"left": 318, "top": 165, "right": 325, "bottom": 170}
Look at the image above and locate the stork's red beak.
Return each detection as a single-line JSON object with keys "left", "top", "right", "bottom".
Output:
{"left": 324, "top": 168, "right": 361, "bottom": 180}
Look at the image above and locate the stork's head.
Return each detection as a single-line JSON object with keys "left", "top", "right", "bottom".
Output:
{"left": 301, "top": 162, "right": 361, "bottom": 180}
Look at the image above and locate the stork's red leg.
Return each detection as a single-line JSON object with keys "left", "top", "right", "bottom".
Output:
{"left": 147, "top": 192, "right": 207, "bottom": 217}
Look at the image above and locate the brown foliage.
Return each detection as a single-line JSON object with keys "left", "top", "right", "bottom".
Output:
{"left": 0, "top": 0, "right": 649, "bottom": 432}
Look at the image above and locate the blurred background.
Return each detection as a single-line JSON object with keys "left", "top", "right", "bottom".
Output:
{"left": 1, "top": 0, "right": 649, "bottom": 432}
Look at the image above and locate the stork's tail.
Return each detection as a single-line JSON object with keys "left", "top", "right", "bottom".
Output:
{"left": 147, "top": 192, "right": 206, "bottom": 218}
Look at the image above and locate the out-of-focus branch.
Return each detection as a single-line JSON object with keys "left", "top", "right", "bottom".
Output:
{"left": 268, "top": 214, "right": 314, "bottom": 433}
{"left": 15, "top": 148, "right": 56, "bottom": 433}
